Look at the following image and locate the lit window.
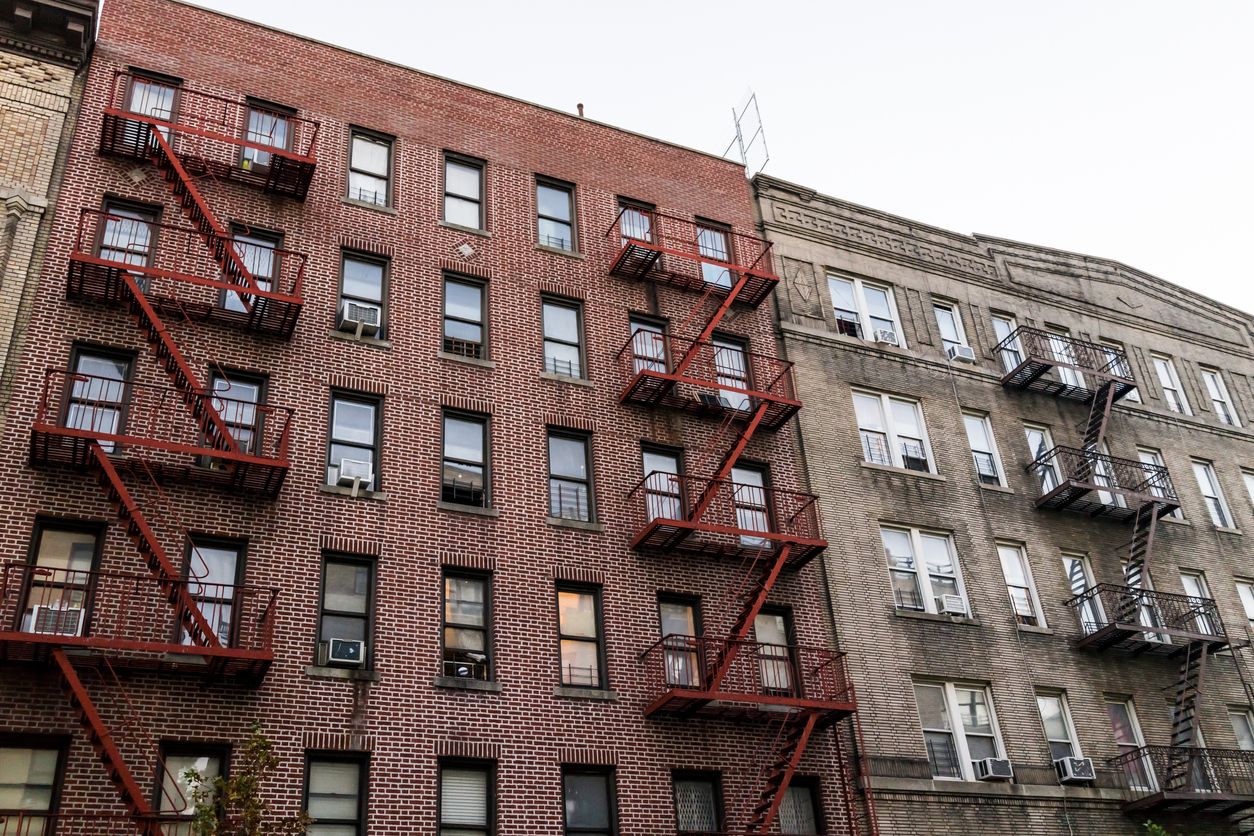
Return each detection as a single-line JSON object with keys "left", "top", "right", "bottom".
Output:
{"left": 997, "top": 543, "right": 1043, "bottom": 627}
{"left": 443, "top": 276, "right": 487, "bottom": 360}
{"left": 1192, "top": 459, "right": 1232, "bottom": 528}
{"left": 557, "top": 586, "right": 604, "bottom": 688}
{"left": 853, "top": 391, "right": 932, "bottom": 472}
{"left": 347, "top": 129, "right": 392, "bottom": 206}
{"left": 442, "top": 413, "right": 489, "bottom": 507}
{"left": 1201, "top": 366, "right": 1239, "bottom": 426}
{"left": 1036, "top": 693, "right": 1080, "bottom": 761}
{"left": 881, "top": 526, "right": 966, "bottom": 615}
{"left": 305, "top": 756, "right": 366, "bottom": 835}
{"left": 326, "top": 394, "right": 379, "bottom": 490}
{"left": 827, "top": 273, "right": 903, "bottom": 345}
{"left": 562, "top": 768, "right": 616, "bottom": 836}
{"left": 537, "top": 178, "right": 576, "bottom": 251}
{"left": 1152, "top": 354, "right": 1191, "bottom": 415}
{"left": 933, "top": 302, "right": 968, "bottom": 353}
{"left": 442, "top": 573, "right": 490, "bottom": 680}
{"left": 440, "top": 762, "right": 493, "bottom": 836}
{"left": 543, "top": 298, "right": 584, "bottom": 378}
{"left": 913, "top": 682, "right": 1004, "bottom": 780}
{"left": 443, "top": 154, "right": 485, "bottom": 229}
{"left": 962, "top": 412, "right": 1003, "bottom": 486}
{"left": 549, "top": 432, "right": 593, "bottom": 522}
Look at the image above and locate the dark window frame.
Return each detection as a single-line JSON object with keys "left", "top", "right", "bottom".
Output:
{"left": 97, "top": 197, "right": 162, "bottom": 270}
{"left": 547, "top": 429, "right": 595, "bottom": 523}
{"left": 65, "top": 343, "right": 136, "bottom": 443}
{"left": 316, "top": 553, "right": 377, "bottom": 669}
{"left": 441, "top": 410, "right": 491, "bottom": 508}
{"left": 346, "top": 127, "right": 395, "bottom": 208}
{"left": 123, "top": 69, "right": 182, "bottom": 127}
{"left": 205, "top": 365, "right": 268, "bottom": 457}
{"left": 536, "top": 175, "right": 577, "bottom": 252}
{"left": 441, "top": 569, "right": 493, "bottom": 681}
{"left": 442, "top": 273, "right": 489, "bottom": 360}
{"left": 541, "top": 295, "right": 586, "bottom": 379}
{"left": 561, "top": 765, "right": 618, "bottom": 835}
{"left": 21, "top": 518, "right": 103, "bottom": 641}
{"left": 303, "top": 751, "right": 369, "bottom": 834}
{"left": 337, "top": 250, "right": 389, "bottom": 339}
{"left": 780, "top": 774, "right": 826, "bottom": 835}
{"left": 641, "top": 442, "right": 686, "bottom": 521}
{"left": 671, "top": 769, "right": 725, "bottom": 834}
{"left": 240, "top": 96, "right": 295, "bottom": 172}
{"left": 325, "top": 391, "right": 383, "bottom": 492}
{"left": 617, "top": 197, "right": 655, "bottom": 245}
{"left": 153, "top": 740, "right": 231, "bottom": 815}
{"left": 442, "top": 152, "right": 487, "bottom": 231}
{"left": 179, "top": 535, "right": 246, "bottom": 646}
{"left": 0, "top": 733, "right": 71, "bottom": 819}
{"left": 694, "top": 216, "right": 736, "bottom": 289}
{"left": 438, "top": 758, "right": 496, "bottom": 836}
{"left": 222, "top": 224, "right": 283, "bottom": 312}
{"left": 555, "top": 583, "right": 607, "bottom": 689}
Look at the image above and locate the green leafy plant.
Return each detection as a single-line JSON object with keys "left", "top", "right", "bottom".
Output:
{"left": 1143, "top": 821, "right": 1189, "bottom": 836}
{"left": 182, "top": 722, "right": 312, "bottom": 835}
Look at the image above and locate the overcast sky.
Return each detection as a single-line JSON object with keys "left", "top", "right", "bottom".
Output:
{"left": 184, "top": 0, "right": 1254, "bottom": 314}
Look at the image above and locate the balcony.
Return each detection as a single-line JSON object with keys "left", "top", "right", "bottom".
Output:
{"left": 995, "top": 326, "right": 1137, "bottom": 402}
{"left": 628, "top": 473, "right": 826, "bottom": 568}
{"left": 0, "top": 813, "right": 199, "bottom": 835}
{"left": 606, "top": 208, "right": 778, "bottom": 307}
{"left": 1029, "top": 446, "right": 1179, "bottom": 520}
{"left": 615, "top": 332, "right": 800, "bottom": 430}
{"left": 66, "top": 209, "right": 306, "bottom": 338}
{"left": 99, "top": 71, "right": 319, "bottom": 200}
{"left": 640, "top": 635, "right": 856, "bottom": 722}
{"left": 29, "top": 370, "right": 293, "bottom": 497}
{"left": 1111, "top": 746, "right": 1254, "bottom": 816}
{"left": 0, "top": 562, "right": 276, "bottom": 681}
{"left": 1067, "top": 584, "right": 1229, "bottom": 653}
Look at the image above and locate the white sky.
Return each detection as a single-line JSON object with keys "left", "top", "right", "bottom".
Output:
{"left": 182, "top": 0, "right": 1254, "bottom": 314}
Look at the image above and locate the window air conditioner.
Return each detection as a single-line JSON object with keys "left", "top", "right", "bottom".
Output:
{"left": 336, "top": 458, "right": 373, "bottom": 490}
{"left": 937, "top": 595, "right": 968, "bottom": 616}
{"left": 326, "top": 638, "right": 365, "bottom": 667}
{"left": 1054, "top": 756, "right": 1095, "bottom": 784}
{"left": 29, "top": 605, "right": 85, "bottom": 637}
{"left": 337, "top": 300, "right": 382, "bottom": 338}
{"left": 975, "top": 757, "right": 1014, "bottom": 782}
{"left": 873, "top": 329, "right": 899, "bottom": 347}
{"left": 947, "top": 345, "right": 977, "bottom": 363}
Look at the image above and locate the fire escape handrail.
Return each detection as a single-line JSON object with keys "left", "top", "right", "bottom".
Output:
{"left": 995, "top": 325, "right": 1135, "bottom": 381}
{"left": 1064, "top": 583, "right": 1227, "bottom": 637}
{"left": 615, "top": 329, "right": 798, "bottom": 398}
{"left": 629, "top": 471, "right": 822, "bottom": 534}
{"left": 1108, "top": 745, "right": 1254, "bottom": 795}
{"left": 1028, "top": 446, "right": 1178, "bottom": 500}
{"left": 605, "top": 206, "right": 777, "bottom": 276}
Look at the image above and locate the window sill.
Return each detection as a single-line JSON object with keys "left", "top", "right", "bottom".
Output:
{"left": 319, "top": 484, "right": 388, "bottom": 501}
{"left": 342, "top": 197, "right": 397, "bottom": 215}
{"left": 438, "top": 350, "right": 496, "bottom": 369}
{"left": 433, "top": 676, "right": 502, "bottom": 693}
{"left": 536, "top": 244, "right": 585, "bottom": 260}
{"left": 1215, "top": 525, "right": 1243, "bottom": 535}
{"left": 978, "top": 482, "right": 1013, "bottom": 494}
{"left": 1017, "top": 624, "right": 1054, "bottom": 636}
{"left": 438, "top": 220, "right": 491, "bottom": 238}
{"left": 894, "top": 608, "right": 980, "bottom": 627}
{"left": 437, "top": 501, "right": 500, "bottom": 518}
{"left": 328, "top": 329, "right": 392, "bottom": 349}
{"left": 859, "top": 461, "right": 945, "bottom": 482}
{"left": 1160, "top": 515, "right": 1190, "bottom": 526}
{"left": 546, "top": 516, "right": 605, "bottom": 533}
{"left": 553, "top": 686, "right": 618, "bottom": 701}
{"left": 306, "top": 665, "right": 380, "bottom": 682}
{"left": 539, "top": 371, "right": 593, "bottom": 387}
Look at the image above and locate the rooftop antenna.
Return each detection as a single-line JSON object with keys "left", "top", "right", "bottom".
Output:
{"left": 723, "top": 91, "right": 769, "bottom": 177}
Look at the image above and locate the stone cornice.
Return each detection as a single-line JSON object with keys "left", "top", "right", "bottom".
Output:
{"left": 0, "top": 187, "right": 48, "bottom": 216}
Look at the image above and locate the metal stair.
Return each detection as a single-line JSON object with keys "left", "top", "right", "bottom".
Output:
{"left": 745, "top": 711, "right": 820, "bottom": 833}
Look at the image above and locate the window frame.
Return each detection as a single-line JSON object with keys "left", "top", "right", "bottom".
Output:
{"left": 207, "top": 366, "right": 267, "bottom": 457}
{"left": 438, "top": 758, "right": 495, "bottom": 836}
{"left": 316, "top": 553, "right": 376, "bottom": 670}
{"left": 996, "top": 541, "right": 1045, "bottom": 628}
{"left": 547, "top": 429, "right": 594, "bottom": 523}
{"left": 181, "top": 536, "right": 245, "bottom": 646}
{"left": 1200, "top": 366, "right": 1240, "bottom": 426}
{"left": 880, "top": 525, "right": 968, "bottom": 616}
{"left": 1151, "top": 354, "right": 1192, "bottom": 415}
{"left": 1230, "top": 709, "right": 1254, "bottom": 752}
{"left": 1035, "top": 692, "right": 1082, "bottom": 762}
{"left": 541, "top": 296, "right": 586, "bottom": 379}
{"left": 441, "top": 570, "right": 492, "bottom": 682}
{"left": 223, "top": 225, "right": 282, "bottom": 314}
{"left": 442, "top": 152, "right": 486, "bottom": 230}
{"left": 338, "top": 250, "right": 389, "bottom": 338}
{"left": 303, "top": 752, "right": 369, "bottom": 834}
{"left": 852, "top": 390, "right": 935, "bottom": 473}
{"left": 561, "top": 766, "right": 618, "bottom": 836}
{"left": 671, "top": 770, "right": 724, "bottom": 834}
{"left": 1236, "top": 579, "right": 1254, "bottom": 631}
{"left": 990, "top": 312, "right": 1023, "bottom": 372}
{"left": 240, "top": 97, "right": 294, "bottom": 172}
{"left": 932, "top": 299, "right": 969, "bottom": 353}
{"left": 346, "top": 127, "right": 394, "bottom": 208}
{"left": 1192, "top": 458, "right": 1233, "bottom": 528}
{"left": 1137, "top": 447, "right": 1183, "bottom": 519}
{"left": 1106, "top": 698, "right": 1153, "bottom": 791}
{"left": 1023, "top": 422, "right": 1059, "bottom": 491}
{"left": 325, "top": 392, "right": 382, "bottom": 491}
{"left": 442, "top": 274, "right": 489, "bottom": 360}
{"left": 24, "top": 518, "right": 104, "bottom": 637}
{"left": 536, "top": 176, "right": 577, "bottom": 252}
{"left": 961, "top": 411, "right": 1005, "bottom": 487}
{"left": 555, "top": 583, "right": 607, "bottom": 690}
{"left": 154, "top": 740, "right": 230, "bottom": 816}
{"left": 778, "top": 774, "right": 824, "bottom": 835}
{"left": 1098, "top": 339, "right": 1141, "bottom": 403}
{"left": 0, "top": 734, "right": 70, "bottom": 820}
{"left": 913, "top": 681, "right": 1007, "bottom": 781}
{"left": 826, "top": 272, "right": 905, "bottom": 345}
{"left": 441, "top": 410, "right": 491, "bottom": 508}
{"left": 66, "top": 344, "right": 135, "bottom": 447}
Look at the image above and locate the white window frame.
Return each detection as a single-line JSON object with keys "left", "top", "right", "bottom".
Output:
{"left": 853, "top": 390, "right": 935, "bottom": 473}
{"left": 1242, "top": 470, "right": 1254, "bottom": 515}
{"left": 1192, "top": 459, "right": 1233, "bottom": 529}
{"left": 933, "top": 300, "right": 969, "bottom": 353}
{"left": 1045, "top": 326, "right": 1085, "bottom": 389}
{"left": 1179, "top": 570, "right": 1220, "bottom": 637}
{"left": 913, "top": 681, "right": 1006, "bottom": 781}
{"left": 1023, "top": 422, "right": 1059, "bottom": 492}
{"left": 962, "top": 412, "right": 1006, "bottom": 487}
{"left": 1062, "top": 552, "right": 1105, "bottom": 634}
{"left": 996, "top": 542, "right": 1045, "bottom": 628}
{"left": 1036, "top": 692, "right": 1083, "bottom": 761}
{"left": 881, "top": 526, "right": 968, "bottom": 615}
{"left": 1137, "top": 447, "right": 1182, "bottom": 519}
{"left": 826, "top": 273, "right": 906, "bottom": 347}
{"left": 991, "top": 313, "right": 1022, "bottom": 373}
{"left": 1098, "top": 339, "right": 1141, "bottom": 402}
{"left": 1107, "top": 698, "right": 1154, "bottom": 791}
{"left": 1230, "top": 709, "right": 1254, "bottom": 752}
{"left": 1237, "top": 581, "right": 1254, "bottom": 633}
{"left": 1152, "top": 354, "right": 1192, "bottom": 415}
{"left": 1200, "top": 366, "right": 1240, "bottom": 427}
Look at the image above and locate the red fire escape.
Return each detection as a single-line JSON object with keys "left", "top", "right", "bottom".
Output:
{"left": 610, "top": 210, "right": 875, "bottom": 834}
{"left": 4, "top": 71, "right": 316, "bottom": 834}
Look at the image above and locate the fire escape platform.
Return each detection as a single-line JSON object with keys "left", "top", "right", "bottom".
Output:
{"left": 1031, "top": 446, "right": 1180, "bottom": 521}
{"left": 1114, "top": 746, "right": 1254, "bottom": 816}
{"left": 1075, "top": 622, "right": 1230, "bottom": 655}
{"left": 997, "top": 326, "right": 1138, "bottom": 403}
{"left": 1001, "top": 357, "right": 1137, "bottom": 403}
{"left": 620, "top": 371, "right": 800, "bottom": 431}
{"left": 629, "top": 520, "right": 826, "bottom": 570}
{"left": 645, "top": 690, "right": 856, "bottom": 723}
{"left": 0, "top": 634, "right": 272, "bottom": 681}
{"left": 1068, "top": 584, "right": 1230, "bottom": 655}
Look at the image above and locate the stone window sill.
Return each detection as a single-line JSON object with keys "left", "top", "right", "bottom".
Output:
{"left": 328, "top": 329, "right": 392, "bottom": 349}
{"left": 319, "top": 484, "right": 388, "bottom": 501}
{"left": 306, "top": 665, "right": 380, "bottom": 682}
{"left": 859, "top": 461, "right": 945, "bottom": 482}
{"left": 546, "top": 516, "right": 605, "bottom": 533}
{"left": 979, "top": 482, "right": 1014, "bottom": 494}
{"left": 438, "top": 351, "right": 496, "bottom": 369}
{"left": 536, "top": 244, "right": 585, "bottom": 260}
{"left": 1215, "top": 526, "right": 1243, "bottom": 535}
{"left": 438, "top": 220, "right": 491, "bottom": 238}
{"left": 437, "top": 501, "right": 500, "bottom": 518}
{"left": 540, "top": 371, "right": 593, "bottom": 387}
{"left": 894, "top": 608, "right": 980, "bottom": 627}
{"left": 1017, "top": 624, "right": 1054, "bottom": 636}
{"left": 342, "top": 197, "right": 397, "bottom": 215}
{"left": 433, "top": 676, "right": 502, "bottom": 693}
{"left": 1160, "top": 515, "right": 1190, "bottom": 526}
{"left": 553, "top": 686, "right": 618, "bottom": 701}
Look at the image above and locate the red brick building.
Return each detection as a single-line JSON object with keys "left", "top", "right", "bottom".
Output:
{"left": 0, "top": 1, "right": 872, "bottom": 832}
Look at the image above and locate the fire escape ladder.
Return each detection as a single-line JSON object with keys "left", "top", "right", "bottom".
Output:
{"left": 688, "top": 401, "right": 771, "bottom": 526}
{"left": 745, "top": 710, "right": 820, "bottom": 833}
{"left": 705, "top": 543, "right": 793, "bottom": 694}
{"left": 52, "top": 649, "right": 160, "bottom": 831}
{"left": 1123, "top": 503, "right": 1160, "bottom": 591}
{"left": 1081, "top": 379, "right": 1118, "bottom": 453}
{"left": 91, "top": 444, "right": 221, "bottom": 649}
{"left": 833, "top": 715, "right": 880, "bottom": 836}
{"left": 1162, "top": 640, "right": 1209, "bottom": 790}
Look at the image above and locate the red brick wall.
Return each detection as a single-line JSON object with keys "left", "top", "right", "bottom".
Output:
{"left": 0, "top": 0, "right": 853, "bottom": 832}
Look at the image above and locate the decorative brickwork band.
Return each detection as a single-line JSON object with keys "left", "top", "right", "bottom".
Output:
{"left": 329, "top": 373, "right": 388, "bottom": 396}
{"left": 320, "top": 534, "right": 381, "bottom": 556}
{"left": 544, "top": 413, "right": 597, "bottom": 433}
{"left": 302, "top": 731, "right": 374, "bottom": 751}
{"left": 442, "top": 394, "right": 494, "bottom": 414}
{"left": 440, "top": 258, "right": 492, "bottom": 279}
{"left": 436, "top": 739, "right": 501, "bottom": 760}
{"left": 538, "top": 279, "right": 584, "bottom": 300}
{"left": 557, "top": 747, "right": 617, "bottom": 766}
{"left": 339, "top": 236, "right": 393, "bottom": 258}
{"left": 552, "top": 564, "right": 604, "bottom": 585}
{"left": 439, "top": 550, "right": 495, "bottom": 572}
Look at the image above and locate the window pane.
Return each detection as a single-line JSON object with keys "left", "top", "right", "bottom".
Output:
{"left": 325, "top": 562, "right": 369, "bottom": 614}
{"left": 914, "top": 684, "right": 950, "bottom": 730}
{"left": 445, "top": 161, "right": 481, "bottom": 200}
{"left": 674, "top": 779, "right": 718, "bottom": 831}
{"left": 445, "top": 281, "right": 482, "bottom": 322}
{"left": 779, "top": 784, "right": 818, "bottom": 835}
{"left": 445, "top": 196, "right": 481, "bottom": 229}
{"left": 537, "top": 183, "right": 572, "bottom": 221}
{"left": 852, "top": 394, "right": 884, "bottom": 430}
{"left": 956, "top": 688, "right": 992, "bottom": 735}
{"left": 560, "top": 640, "right": 600, "bottom": 686}
{"left": 320, "top": 614, "right": 366, "bottom": 644}
{"left": 920, "top": 535, "right": 953, "bottom": 576}
{"left": 1231, "top": 713, "right": 1254, "bottom": 751}
{"left": 441, "top": 767, "right": 488, "bottom": 826}
{"left": 538, "top": 218, "right": 573, "bottom": 250}
{"left": 963, "top": 415, "right": 990, "bottom": 451}
{"left": 342, "top": 258, "right": 383, "bottom": 302}
{"left": 351, "top": 136, "right": 389, "bottom": 176}
{"left": 889, "top": 399, "right": 921, "bottom": 437}
{"left": 659, "top": 601, "right": 696, "bottom": 636}
{"left": 308, "top": 760, "right": 360, "bottom": 818}
{"left": 543, "top": 302, "right": 579, "bottom": 342}
{"left": 558, "top": 591, "right": 596, "bottom": 637}
{"left": 549, "top": 436, "right": 588, "bottom": 481}
{"left": 997, "top": 546, "right": 1028, "bottom": 586}
{"left": 161, "top": 753, "right": 221, "bottom": 813}
{"left": 444, "top": 416, "right": 485, "bottom": 463}
{"left": 565, "top": 773, "right": 610, "bottom": 828}
{"left": 332, "top": 400, "right": 375, "bottom": 445}
{"left": 1037, "top": 696, "right": 1068, "bottom": 740}
{"left": 881, "top": 529, "right": 914, "bottom": 570}
{"left": 445, "top": 576, "right": 486, "bottom": 626}
{"left": 828, "top": 277, "right": 857, "bottom": 312}
{"left": 863, "top": 285, "right": 892, "bottom": 321}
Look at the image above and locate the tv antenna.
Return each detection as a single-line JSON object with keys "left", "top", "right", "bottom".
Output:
{"left": 724, "top": 91, "right": 769, "bottom": 177}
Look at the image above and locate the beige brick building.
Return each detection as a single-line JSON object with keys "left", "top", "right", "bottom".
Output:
{"left": 0, "top": 0, "right": 96, "bottom": 429}
{"left": 757, "top": 173, "right": 1254, "bottom": 835}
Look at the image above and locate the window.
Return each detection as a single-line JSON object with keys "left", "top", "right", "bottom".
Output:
{"left": 158, "top": 744, "right": 225, "bottom": 828}
{"left": 658, "top": 596, "right": 701, "bottom": 687}
{"left": 443, "top": 276, "right": 487, "bottom": 359}
{"left": 326, "top": 394, "right": 379, "bottom": 491}
{"left": 617, "top": 198, "right": 653, "bottom": 244}
{"left": 753, "top": 610, "right": 795, "bottom": 695}
{"left": 24, "top": 523, "right": 98, "bottom": 637}
{"left": 672, "top": 772, "right": 722, "bottom": 833}
{"left": 1137, "top": 448, "right": 1182, "bottom": 519}
{"left": 1062, "top": 553, "right": 1103, "bottom": 634}
{"left": 731, "top": 464, "right": 771, "bottom": 547}
{"left": 347, "top": 129, "right": 392, "bottom": 206}
{"left": 642, "top": 446, "right": 682, "bottom": 522}
{"left": 126, "top": 72, "right": 178, "bottom": 142}
{"left": 241, "top": 99, "right": 291, "bottom": 171}
{"left": 0, "top": 741, "right": 62, "bottom": 820}
{"left": 1106, "top": 700, "right": 1152, "bottom": 790}
{"left": 1152, "top": 354, "right": 1191, "bottom": 414}
{"left": 1023, "top": 423, "right": 1059, "bottom": 492}
{"left": 442, "top": 573, "right": 490, "bottom": 681}
{"left": 318, "top": 556, "right": 373, "bottom": 668}
{"left": 1201, "top": 366, "right": 1239, "bottom": 426}
{"left": 711, "top": 336, "right": 751, "bottom": 411}
{"left": 696, "top": 220, "right": 733, "bottom": 289}
{"left": 991, "top": 313, "right": 1022, "bottom": 372}
{"left": 1180, "top": 571, "right": 1220, "bottom": 635}
{"left": 1231, "top": 710, "right": 1254, "bottom": 751}
{"left": 99, "top": 200, "right": 158, "bottom": 271}
{"left": 1192, "top": 459, "right": 1233, "bottom": 528}
{"left": 562, "top": 768, "right": 616, "bottom": 836}
{"left": 543, "top": 298, "right": 584, "bottom": 378}
{"left": 1236, "top": 580, "right": 1254, "bottom": 631}
{"left": 184, "top": 539, "right": 241, "bottom": 645}
{"left": 305, "top": 756, "right": 367, "bottom": 835}
{"left": 338, "top": 253, "right": 386, "bottom": 337}
{"left": 226, "top": 228, "right": 279, "bottom": 313}
{"left": 209, "top": 370, "right": 264, "bottom": 455}
{"left": 962, "top": 412, "right": 1004, "bottom": 486}
{"left": 881, "top": 526, "right": 965, "bottom": 615}
{"left": 549, "top": 432, "right": 593, "bottom": 522}
{"left": 1099, "top": 339, "right": 1141, "bottom": 402}
{"left": 537, "top": 178, "right": 576, "bottom": 251}
{"left": 443, "top": 154, "right": 485, "bottom": 229}
{"left": 853, "top": 391, "right": 932, "bottom": 472}
{"left": 933, "top": 301, "right": 968, "bottom": 353}
{"left": 778, "top": 778, "right": 821, "bottom": 835}
{"left": 1045, "top": 326, "right": 1084, "bottom": 389}
{"left": 67, "top": 347, "right": 132, "bottom": 451}
{"left": 997, "top": 543, "right": 1043, "bottom": 627}
{"left": 1036, "top": 693, "right": 1080, "bottom": 761}
{"left": 556, "top": 585, "right": 604, "bottom": 688}
{"left": 1243, "top": 470, "right": 1254, "bottom": 513}
{"left": 913, "top": 682, "right": 1004, "bottom": 780}
{"left": 827, "top": 273, "right": 903, "bottom": 344}
{"left": 440, "top": 761, "right": 493, "bottom": 836}
{"left": 442, "top": 412, "right": 489, "bottom": 507}
{"left": 629, "top": 316, "right": 667, "bottom": 375}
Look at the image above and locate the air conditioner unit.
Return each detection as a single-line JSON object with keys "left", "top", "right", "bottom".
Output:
{"left": 1054, "top": 756, "right": 1096, "bottom": 784}
{"left": 337, "top": 300, "right": 381, "bottom": 338}
{"left": 327, "top": 638, "right": 365, "bottom": 667}
{"left": 873, "top": 329, "right": 899, "bottom": 347}
{"left": 697, "top": 392, "right": 725, "bottom": 410}
{"left": 937, "top": 595, "right": 968, "bottom": 616}
{"left": 975, "top": 757, "right": 1014, "bottom": 782}
{"left": 947, "top": 345, "right": 977, "bottom": 363}
{"left": 336, "top": 459, "right": 373, "bottom": 495}
{"left": 29, "top": 605, "right": 85, "bottom": 637}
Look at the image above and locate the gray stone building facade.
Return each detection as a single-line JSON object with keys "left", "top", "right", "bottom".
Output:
{"left": 756, "top": 173, "right": 1254, "bottom": 835}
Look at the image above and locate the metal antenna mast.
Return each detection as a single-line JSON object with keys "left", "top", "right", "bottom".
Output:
{"left": 724, "top": 91, "right": 770, "bottom": 176}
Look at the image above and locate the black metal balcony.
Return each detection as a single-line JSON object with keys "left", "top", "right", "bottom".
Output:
{"left": 996, "top": 326, "right": 1137, "bottom": 403}
{"left": 1111, "top": 746, "right": 1254, "bottom": 815}
{"left": 1029, "top": 446, "right": 1179, "bottom": 520}
{"left": 1066, "top": 584, "right": 1229, "bottom": 653}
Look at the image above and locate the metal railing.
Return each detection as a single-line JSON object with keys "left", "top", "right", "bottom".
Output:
{"left": 1066, "top": 584, "right": 1227, "bottom": 640}
{"left": 0, "top": 562, "right": 278, "bottom": 654}
{"left": 549, "top": 482, "right": 591, "bottom": 522}
{"left": 616, "top": 330, "right": 796, "bottom": 402}
{"left": 1029, "top": 446, "right": 1177, "bottom": 503}
{"left": 1109, "top": 746, "right": 1254, "bottom": 798}
{"left": 994, "top": 325, "right": 1134, "bottom": 381}
{"left": 0, "top": 812, "right": 206, "bottom": 834}
{"left": 34, "top": 369, "right": 294, "bottom": 463}
{"left": 640, "top": 634, "right": 853, "bottom": 705}
{"left": 606, "top": 208, "right": 774, "bottom": 274}
{"left": 628, "top": 472, "right": 823, "bottom": 546}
